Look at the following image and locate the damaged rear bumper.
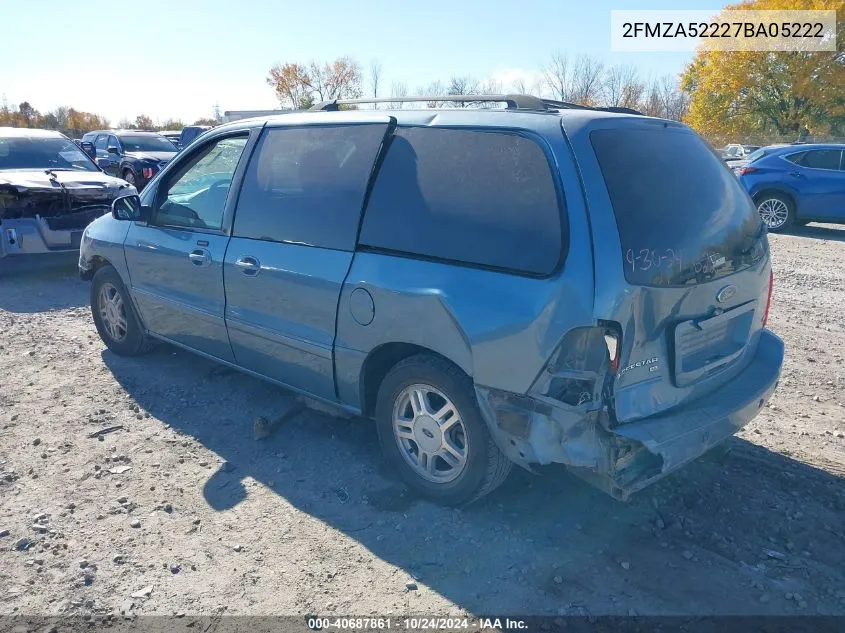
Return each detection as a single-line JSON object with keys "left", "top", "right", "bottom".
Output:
{"left": 476, "top": 329, "right": 784, "bottom": 500}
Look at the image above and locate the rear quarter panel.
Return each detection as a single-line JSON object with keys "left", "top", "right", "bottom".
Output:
{"left": 335, "top": 115, "right": 597, "bottom": 409}
{"left": 741, "top": 156, "right": 801, "bottom": 201}
{"left": 561, "top": 113, "right": 772, "bottom": 422}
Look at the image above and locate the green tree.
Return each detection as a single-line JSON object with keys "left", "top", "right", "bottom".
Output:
{"left": 682, "top": 0, "right": 845, "bottom": 144}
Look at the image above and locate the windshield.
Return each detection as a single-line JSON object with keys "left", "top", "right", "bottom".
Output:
{"left": 0, "top": 136, "right": 99, "bottom": 172}
{"left": 119, "top": 135, "right": 177, "bottom": 153}
{"left": 746, "top": 148, "right": 768, "bottom": 163}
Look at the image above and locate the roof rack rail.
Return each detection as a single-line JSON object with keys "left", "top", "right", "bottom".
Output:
{"left": 309, "top": 94, "right": 643, "bottom": 116}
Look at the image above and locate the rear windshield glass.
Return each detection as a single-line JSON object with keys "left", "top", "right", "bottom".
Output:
{"left": 591, "top": 127, "right": 764, "bottom": 286}
{"left": 120, "top": 135, "right": 177, "bottom": 153}
{"left": 0, "top": 136, "right": 98, "bottom": 172}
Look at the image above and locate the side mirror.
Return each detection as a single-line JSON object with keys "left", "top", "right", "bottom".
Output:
{"left": 107, "top": 146, "right": 120, "bottom": 155}
{"left": 96, "top": 157, "right": 111, "bottom": 169}
{"left": 111, "top": 194, "right": 145, "bottom": 221}
{"left": 80, "top": 141, "right": 95, "bottom": 157}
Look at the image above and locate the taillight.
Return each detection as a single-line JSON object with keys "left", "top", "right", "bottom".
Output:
{"left": 604, "top": 332, "right": 621, "bottom": 373}
{"left": 737, "top": 167, "right": 758, "bottom": 176}
{"left": 531, "top": 326, "right": 621, "bottom": 406}
{"left": 141, "top": 167, "right": 154, "bottom": 179}
{"left": 762, "top": 269, "right": 773, "bottom": 327}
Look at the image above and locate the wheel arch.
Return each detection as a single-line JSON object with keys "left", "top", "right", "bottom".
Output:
{"left": 359, "top": 342, "right": 471, "bottom": 418}
{"left": 80, "top": 254, "right": 112, "bottom": 280}
{"left": 751, "top": 187, "right": 799, "bottom": 216}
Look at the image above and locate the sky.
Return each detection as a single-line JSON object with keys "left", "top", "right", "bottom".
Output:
{"left": 0, "top": 0, "right": 725, "bottom": 125}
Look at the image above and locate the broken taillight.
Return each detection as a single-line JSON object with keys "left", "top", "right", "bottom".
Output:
{"left": 532, "top": 326, "right": 620, "bottom": 407}
{"left": 762, "top": 269, "right": 773, "bottom": 327}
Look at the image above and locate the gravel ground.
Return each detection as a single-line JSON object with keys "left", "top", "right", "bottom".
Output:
{"left": 1, "top": 225, "right": 844, "bottom": 619}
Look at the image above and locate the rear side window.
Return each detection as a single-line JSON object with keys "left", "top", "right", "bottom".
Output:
{"left": 359, "top": 127, "right": 564, "bottom": 276}
{"left": 233, "top": 124, "right": 388, "bottom": 251}
{"left": 591, "top": 127, "right": 763, "bottom": 287}
{"left": 793, "top": 149, "right": 842, "bottom": 170}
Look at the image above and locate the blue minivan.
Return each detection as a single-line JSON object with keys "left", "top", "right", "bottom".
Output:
{"left": 79, "top": 95, "right": 783, "bottom": 505}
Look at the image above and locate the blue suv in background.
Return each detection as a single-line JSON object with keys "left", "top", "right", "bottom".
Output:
{"left": 78, "top": 95, "right": 783, "bottom": 505}
{"left": 737, "top": 144, "right": 845, "bottom": 232}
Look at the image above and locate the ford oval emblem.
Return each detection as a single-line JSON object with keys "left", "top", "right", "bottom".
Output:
{"left": 716, "top": 285, "right": 737, "bottom": 303}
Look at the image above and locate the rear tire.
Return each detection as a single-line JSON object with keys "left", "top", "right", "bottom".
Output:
{"left": 91, "top": 265, "right": 151, "bottom": 356}
{"left": 375, "top": 354, "right": 512, "bottom": 505}
{"left": 755, "top": 193, "right": 793, "bottom": 233}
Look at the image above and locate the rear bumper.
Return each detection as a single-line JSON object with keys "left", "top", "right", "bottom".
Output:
{"left": 476, "top": 329, "right": 784, "bottom": 499}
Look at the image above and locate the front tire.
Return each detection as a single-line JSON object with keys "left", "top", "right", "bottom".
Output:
{"left": 91, "top": 265, "right": 150, "bottom": 356}
{"left": 755, "top": 193, "right": 794, "bottom": 233}
{"left": 375, "top": 354, "right": 512, "bottom": 505}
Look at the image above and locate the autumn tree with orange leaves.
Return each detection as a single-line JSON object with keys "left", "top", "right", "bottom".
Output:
{"left": 681, "top": 0, "right": 845, "bottom": 144}
{"left": 267, "top": 57, "right": 363, "bottom": 109}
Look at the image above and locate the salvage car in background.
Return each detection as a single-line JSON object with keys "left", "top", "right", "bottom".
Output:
{"left": 80, "top": 130, "right": 178, "bottom": 190}
{"left": 177, "top": 125, "right": 212, "bottom": 150}
{"left": 722, "top": 143, "right": 760, "bottom": 163}
{"left": 159, "top": 130, "right": 182, "bottom": 146}
{"left": 0, "top": 127, "right": 135, "bottom": 268}
{"left": 79, "top": 95, "right": 782, "bottom": 505}
{"left": 737, "top": 143, "right": 845, "bottom": 232}
{"left": 728, "top": 144, "right": 790, "bottom": 172}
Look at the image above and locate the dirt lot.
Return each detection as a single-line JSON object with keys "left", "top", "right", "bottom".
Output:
{"left": 1, "top": 226, "right": 844, "bottom": 619}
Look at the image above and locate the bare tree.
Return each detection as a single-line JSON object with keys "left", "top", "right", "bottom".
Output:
{"left": 370, "top": 60, "right": 383, "bottom": 108}
{"left": 476, "top": 79, "right": 504, "bottom": 108}
{"left": 542, "top": 52, "right": 573, "bottom": 102}
{"left": 658, "top": 75, "right": 690, "bottom": 121}
{"left": 620, "top": 80, "right": 646, "bottom": 111}
{"left": 307, "top": 57, "right": 363, "bottom": 101}
{"left": 603, "top": 64, "right": 640, "bottom": 108}
{"left": 416, "top": 80, "right": 446, "bottom": 108}
{"left": 447, "top": 76, "right": 480, "bottom": 107}
{"left": 637, "top": 75, "right": 688, "bottom": 120}
{"left": 391, "top": 81, "right": 408, "bottom": 109}
{"left": 570, "top": 56, "right": 605, "bottom": 106}
{"left": 511, "top": 76, "right": 530, "bottom": 95}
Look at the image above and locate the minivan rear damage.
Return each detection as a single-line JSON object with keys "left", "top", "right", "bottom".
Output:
{"left": 474, "top": 117, "right": 784, "bottom": 500}
{"left": 476, "top": 326, "right": 782, "bottom": 500}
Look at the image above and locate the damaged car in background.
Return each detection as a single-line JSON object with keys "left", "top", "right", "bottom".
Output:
{"left": 0, "top": 127, "right": 135, "bottom": 269}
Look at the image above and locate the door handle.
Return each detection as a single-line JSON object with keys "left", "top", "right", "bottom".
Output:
{"left": 235, "top": 256, "right": 261, "bottom": 276}
{"left": 189, "top": 249, "right": 210, "bottom": 266}
{"left": 789, "top": 171, "right": 803, "bottom": 178}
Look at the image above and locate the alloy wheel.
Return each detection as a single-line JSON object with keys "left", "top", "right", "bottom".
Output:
{"left": 392, "top": 384, "right": 468, "bottom": 483}
{"left": 757, "top": 198, "right": 789, "bottom": 229}
{"left": 98, "top": 282, "right": 128, "bottom": 342}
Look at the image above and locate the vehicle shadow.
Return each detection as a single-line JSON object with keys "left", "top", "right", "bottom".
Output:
{"left": 0, "top": 263, "right": 88, "bottom": 313}
{"left": 781, "top": 223, "right": 845, "bottom": 243}
{"left": 102, "top": 345, "right": 845, "bottom": 616}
